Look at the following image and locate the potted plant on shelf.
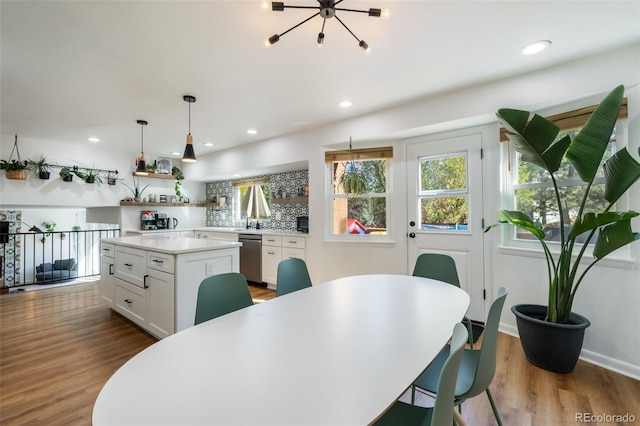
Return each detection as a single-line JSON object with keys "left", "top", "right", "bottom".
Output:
{"left": 27, "top": 154, "right": 51, "bottom": 179}
{"left": 486, "top": 85, "right": 640, "bottom": 373}
{"left": 120, "top": 177, "right": 150, "bottom": 202}
{"left": 59, "top": 167, "right": 73, "bottom": 182}
{"left": 1, "top": 159, "right": 29, "bottom": 180}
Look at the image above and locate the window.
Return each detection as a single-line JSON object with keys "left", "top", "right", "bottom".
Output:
{"left": 501, "top": 100, "right": 628, "bottom": 246}
{"left": 418, "top": 152, "right": 469, "bottom": 232}
{"left": 232, "top": 178, "right": 271, "bottom": 221}
{"left": 326, "top": 147, "right": 392, "bottom": 237}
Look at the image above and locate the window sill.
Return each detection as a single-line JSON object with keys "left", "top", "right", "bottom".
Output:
{"left": 497, "top": 244, "right": 636, "bottom": 270}
{"left": 323, "top": 236, "right": 397, "bottom": 246}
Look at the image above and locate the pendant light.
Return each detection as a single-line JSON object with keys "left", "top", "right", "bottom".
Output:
{"left": 182, "top": 95, "right": 197, "bottom": 162}
{"left": 134, "top": 119, "right": 149, "bottom": 176}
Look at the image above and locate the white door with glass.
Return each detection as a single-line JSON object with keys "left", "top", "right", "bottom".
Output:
{"left": 406, "top": 130, "right": 485, "bottom": 321}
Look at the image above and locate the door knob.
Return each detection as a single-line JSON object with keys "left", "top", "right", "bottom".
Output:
{"left": 409, "top": 232, "right": 416, "bottom": 238}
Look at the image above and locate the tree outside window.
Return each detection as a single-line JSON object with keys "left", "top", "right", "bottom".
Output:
{"left": 327, "top": 147, "right": 391, "bottom": 236}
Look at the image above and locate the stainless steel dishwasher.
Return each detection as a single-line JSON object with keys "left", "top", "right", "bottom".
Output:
{"left": 239, "top": 234, "right": 262, "bottom": 284}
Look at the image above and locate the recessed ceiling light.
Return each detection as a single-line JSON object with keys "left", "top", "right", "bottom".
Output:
{"left": 203, "top": 142, "right": 214, "bottom": 147}
{"left": 171, "top": 152, "right": 181, "bottom": 156}
{"left": 522, "top": 40, "right": 551, "bottom": 56}
{"left": 88, "top": 137, "right": 100, "bottom": 143}
{"left": 247, "top": 129, "right": 258, "bottom": 135}
{"left": 339, "top": 100, "right": 353, "bottom": 108}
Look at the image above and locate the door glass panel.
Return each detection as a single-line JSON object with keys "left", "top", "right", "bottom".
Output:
{"left": 420, "top": 197, "right": 468, "bottom": 230}
{"left": 418, "top": 152, "right": 469, "bottom": 232}
{"left": 420, "top": 154, "right": 467, "bottom": 191}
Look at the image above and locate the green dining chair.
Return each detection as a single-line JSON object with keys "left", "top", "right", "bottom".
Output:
{"left": 194, "top": 272, "right": 254, "bottom": 325}
{"left": 412, "top": 253, "right": 475, "bottom": 348}
{"left": 413, "top": 287, "right": 508, "bottom": 426}
{"left": 374, "top": 322, "right": 469, "bottom": 426}
{"left": 276, "top": 258, "right": 312, "bottom": 297}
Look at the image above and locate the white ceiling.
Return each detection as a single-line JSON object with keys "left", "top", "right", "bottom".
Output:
{"left": 2, "top": 1, "right": 639, "bottom": 161}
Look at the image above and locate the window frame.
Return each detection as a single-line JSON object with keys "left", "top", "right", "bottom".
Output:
{"left": 499, "top": 112, "right": 631, "bottom": 261}
{"left": 324, "top": 146, "right": 393, "bottom": 242}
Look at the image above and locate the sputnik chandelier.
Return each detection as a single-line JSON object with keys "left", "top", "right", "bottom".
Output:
{"left": 265, "top": 0, "right": 385, "bottom": 52}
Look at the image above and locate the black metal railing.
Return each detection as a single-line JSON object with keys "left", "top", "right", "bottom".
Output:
{"left": 2, "top": 228, "right": 120, "bottom": 287}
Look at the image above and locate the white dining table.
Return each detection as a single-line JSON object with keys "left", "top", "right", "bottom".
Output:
{"left": 92, "top": 274, "right": 470, "bottom": 426}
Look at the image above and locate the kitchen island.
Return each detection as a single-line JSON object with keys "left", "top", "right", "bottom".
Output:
{"left": 100, "top": 235, "right": 241, "bottom": 339}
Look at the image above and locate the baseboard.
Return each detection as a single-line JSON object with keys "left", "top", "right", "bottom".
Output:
{"left": 499, "top": 322, "right": 640, "bottom": 380}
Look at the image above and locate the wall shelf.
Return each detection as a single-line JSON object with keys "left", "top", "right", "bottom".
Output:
{"left": 131, "top": 172, "right": 177, "bottom": 180}
{"left": 120, "top": 201, "right": 219, "bottom": 207}
{"left": 272, "top": 196, "right": 308, "bottom": 205}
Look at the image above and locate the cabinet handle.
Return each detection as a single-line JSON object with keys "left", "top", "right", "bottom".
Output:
{"left": 124, "top": 263, "right": 133, "bottom": 267}
{"left": 152, "top": 259, "right": 164, "bottom": 264}
{"left": 267, "top": 251, "right": 276, "bottom": 255}
{"left": 124, "top": 299, "right": 132, "bottom": 304}
{"left": 109, "top": 264, "right": 114, "bottom": 275}
{"left": 143, "top": 274, "right": 149, "bottom": 289}
{"left": 288, "top": 240, "right": 297, "bottom": 244}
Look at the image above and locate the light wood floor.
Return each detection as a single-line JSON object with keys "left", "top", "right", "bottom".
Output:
{"left": 1, "top": 282, "right": 638, "bottom": 425}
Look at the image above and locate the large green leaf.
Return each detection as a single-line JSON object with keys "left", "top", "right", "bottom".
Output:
{"left": 497, "top": 109, "right": 563, "bottom": 173}
{"left": 593, "top": 219, "right": 640, "bottom": 259}
{"left": 566, "top": 85, "right": 624, "bottom": 183}
{"left": 497, "top": 210, "right": 546, "bottom": 240}
{"left": 569, "top": 211, "right": 640, "bottom": 239}
{"left": 603, "top": 147, "right": 640, "bottom": 204}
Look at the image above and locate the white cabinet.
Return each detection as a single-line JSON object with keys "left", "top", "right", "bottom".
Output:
{"left": 103, "top": 238, "right": 241, "bottom": 337}
{"left": 262, "top": 236, "right": 282, "bottom": 286}
{"left": 99, "top": 243, "right": 116, "bottom": 307}
{"left": 261, "top": 235, "right": 306, "bottom": 290}
{"left": 113, "top": 246, "right": 175, "bottom": 339}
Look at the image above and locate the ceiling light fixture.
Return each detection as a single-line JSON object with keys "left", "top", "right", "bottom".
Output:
{"left": 247, "top": 129, "right": 258, "bottom": 135}
{"left": 522, "top": 40, "right": 551, "bottom": 55}
{"left": 339, "top": 100, "right": 353, "bottom": 108}
{"left": 134, "top": 120, "right": 149, "bottom": 176}
{"left": 265, "top": 0, "right": 383, "bottom": 52}
{"left": 182, "top": 95, "right": 197, "bottom": 162}
{"left": 88, "top": 137, "right": 100, "bottom": 143}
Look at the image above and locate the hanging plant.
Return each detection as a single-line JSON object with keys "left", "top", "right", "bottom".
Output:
{"left": 339, "top": 137, "right": 367, "bottom": 196}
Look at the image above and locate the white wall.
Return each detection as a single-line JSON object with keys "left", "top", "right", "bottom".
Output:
{"left": 2, "top": 43, "right": 639, "bottom": 377}
{"left": 192, "top": 43, "right": 640, "bottom": 377}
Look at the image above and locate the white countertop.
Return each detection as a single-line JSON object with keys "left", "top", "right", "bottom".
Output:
{"left": 102, "top": 235, "right": 241, "bottom": 255}
{"left": 128, "top": 227, "right": 309, "bottom": 238}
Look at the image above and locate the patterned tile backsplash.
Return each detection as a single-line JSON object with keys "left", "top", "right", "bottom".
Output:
{"left": 205, "top": 169, "right": 309, "bottom": 231}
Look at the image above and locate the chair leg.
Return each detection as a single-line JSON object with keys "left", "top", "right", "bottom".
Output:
{"left": 485, "top": 388, "right": 503, "bottom": 426}
{"left": 464, "top": 318, "right": 474, "bottom": 349}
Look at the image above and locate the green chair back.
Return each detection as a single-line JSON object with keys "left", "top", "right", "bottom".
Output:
{"left": 460, "top": 286, "right": 507, "bottom": 399}
{"left": 413, "top": 287, "right": 508, "bottom": 425}
{"left": 276, "top": 258, "right": 312, "bottom": 297}
{"left": 373, "top": 322, "right": 468, "bottom": 426}
{"left": 194, "top": 272, "right": 253, "bottom": 325}
{"left": 412, "top": 253, "right": 460, "bottom": 287}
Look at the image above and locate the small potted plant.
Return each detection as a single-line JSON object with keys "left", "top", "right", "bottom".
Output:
{"left": 1, "top": 159, "right": 29, "bottom": 180}
{"left": 120, "top": 177, "right": 150, "bottom": 202}
{"left": 59, "top": 167, "right": 73, "bottom": 182}
{"left": 82, "top": 168, "right": 103, "bottom": 185}
{"left": 27, "top": 154, "right": 51, "bottom": 179}
{"left": 41, "top": 221, "right": 56, "bottom": 243}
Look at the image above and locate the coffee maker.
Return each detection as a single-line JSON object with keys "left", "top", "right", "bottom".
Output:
{"left": 155, "top": 213, "right": 168, "bottom": 229}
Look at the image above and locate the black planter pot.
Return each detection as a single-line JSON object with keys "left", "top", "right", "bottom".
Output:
{"left": 38, "top": 171, "right": 50, "bottom": 180}
{"left": 85, "top": 176, "right": 95, "bottom": 184}
{"left": 512, "top": 304, "right": 590, "bottom": 373}
{"left": 62, "top": 174, "right": 73, "bottom": 182}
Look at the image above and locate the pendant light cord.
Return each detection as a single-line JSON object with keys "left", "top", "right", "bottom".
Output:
{"left": 140, "top": 123, "right": 144, "bottom": 152}
{"left": 188, "top": 102, "right": 191, "bottom": 134}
